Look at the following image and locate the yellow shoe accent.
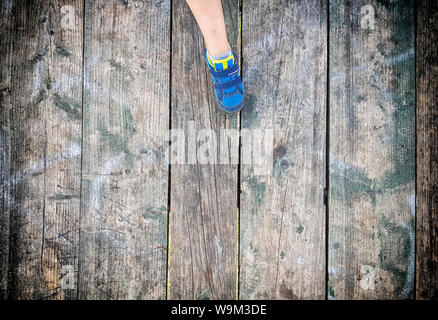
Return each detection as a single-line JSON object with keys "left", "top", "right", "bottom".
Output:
{"left": 207, "top": 53, "right": 235, "bottom": 71}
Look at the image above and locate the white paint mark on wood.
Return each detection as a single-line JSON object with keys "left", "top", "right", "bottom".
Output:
{"left": 408, "top": 194, "right": 415, "bottom": 217}
{"left": 90, "top": 153, "right": 124, "bottom": 212}
{"left": 10, "top": 143, "right": 81, "bottom": 186}
{"left": 0, "top": 138, "right": 80, "bottom": 244}
{"left": 32, "top": 61, "right": 42, "bottom": 96}
{"left": 384, "top": 48, "right": 414, "bottom": 66}
{"left": 328, "top": 265, "right": 338, "bottom": 275}
{"left": 359, "top": 265, "right": 376, "bottom": 290}
{"left": 52, "top": 74, "right": 81, "bottom": 92}
{"left": 330, "top": 49, "right": 414, "bottom": 84}
{"left": 401, "top": 219, "right": 415, "bottom": 298}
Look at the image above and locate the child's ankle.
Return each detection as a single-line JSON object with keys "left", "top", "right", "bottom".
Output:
{"left": 207, "top": 48, "right": 232, "bottom": 61}
{"left": 206, "top": 42, "right": 231, "bottom": 57}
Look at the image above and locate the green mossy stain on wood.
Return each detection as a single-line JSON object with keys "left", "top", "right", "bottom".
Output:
{"left": 249, "top": 242, "right": 260, "bottom": 258}
{"left": 254, "top": 182, "right": 266, "bottom": 206}
{"left": 98, "top": 130, "right": 128, "bottom": 152}
{"left": 246, "top": 176, "right": 266, "bottom": 206}
{"left": 124, "top": 150, "right": 134, "bottom": 170}
{"left": 98, "top": 131, "right": 134, "bottom": 170}
{"left": 385, "top": 0, "right": 415, "bottom": 191}
{"left": 52, "top": 93, "right": 81, "bottom": 120}
{"left": 241, "top": 93, "right": 258, "bottom": 127}
{"left": 328, "top": 284, "right": 335, "bottom": 300}
{"left": 242, "top": 276, "right": 260, "bottom": 298}
{"left": 33, "top": 89, "right": 46, "bottom": 107}
{"left": 357, "top": 95, "right": 366, "bottom": 103}
{"left": 123, "top": 107, "right": 135, "bottom": 136}
{"left": 55, "top": 43, "right": 72, "bottom": 57}
{"left": 196, "top": 290, "right": 211, "bottom": 300}
{"left": 330, "top": 157, "right": 414, "bottom": 207}
{"left": 30, "top": 48, "right": 48, "bottom": 64}
{"left": 377, "top": 216, "right": 414, "bottom": 298}
{"left": 330, "top": 158, "right": 375, "bottom": 203}
{"left": 120, "top": 0, "right": 129, "bottom": 10}
{"left": 97, "top": 107, "right": 135, "bottom": 168}
{"left": 108, "top": 58, "right": 134, "bottom": 81}
{"left": 143, "top": 206, "right": 167, "bottom": 220}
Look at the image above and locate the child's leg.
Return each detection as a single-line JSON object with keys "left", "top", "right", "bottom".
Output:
{"left": 185, "top": 0, "right": 230, "bottom": 56}
{"left": 186, "top": 0, "right": 244, "bottom": 113}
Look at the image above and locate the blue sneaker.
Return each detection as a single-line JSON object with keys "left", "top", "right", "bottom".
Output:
{"left": 205, "top": 50, "right": 244, "bottom": 114}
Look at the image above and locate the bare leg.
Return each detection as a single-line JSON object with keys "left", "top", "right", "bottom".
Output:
{"left": 185, "top": 0, "right": 230, "bottom": 56}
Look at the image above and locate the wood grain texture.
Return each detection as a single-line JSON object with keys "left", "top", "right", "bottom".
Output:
{"left": 0, "top": 0, "right": 14, "bottom": 299}
{"left": 79, "top": 0, "right": 170, "bottom": 299}
{"left": 240, "top": 0, "right": 327, "bottom": 299}
{"left": 0, "top": 0, "right": 83, "bottom": 299}
{"left": 416, "top": 0, "right": 438, "bottom": 300}
{"left": 328, "top": 0, "right": 415, "bottom": 299}
{"left": 167, "top": 0, "right": 239, "bottom": 300}
{"left": 2, "top": 0, "right": 438, "bottom": 301}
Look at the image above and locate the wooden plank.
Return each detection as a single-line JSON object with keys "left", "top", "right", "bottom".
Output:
{"left": 328, "top": 0, "right": 415, "bottom": 299}
{"left": 79, "top": 0, "right": 170, "bottom": 299}
{"left": 416, "top": 0, "right": 438, "bottom": 300}
{"left": 0, "top": 0, "right": 14, "bottom": 299}
{"left": 0, "top": 0, "right": 83, "bottom": 299}
{"left": 167, "top": 0, "right": 239, "bottom": 299}
{"left": 240, "top": 0, "right": 327, "bottom": 299}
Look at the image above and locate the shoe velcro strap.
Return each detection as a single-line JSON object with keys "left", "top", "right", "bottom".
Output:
{"left": 209, "top": 63, "right": 239, "bottom": 78}
{"left": 214, "top": 77, "right": 241, "bottom": 91}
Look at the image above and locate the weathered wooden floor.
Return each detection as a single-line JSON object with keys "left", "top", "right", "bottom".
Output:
{"left": 0, "top": 0, "right": 437, "bottom": 300}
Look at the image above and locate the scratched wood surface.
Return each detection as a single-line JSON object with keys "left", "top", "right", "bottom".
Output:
{"left": 167, "top": 0, "right": 239, "bottom": 300}
{"left": 328, "top": 0, "right": 416, "bottom": 299}
{"left": 416, "top": 0, "right": 438, "bottom": 300}
{"left": 78, "top": 0, "right": 170, "bottom": 299}
{"left": 1, "top": 0, "right": 437, "bottom": 300}
{"left": 0, "top": 0, "right": 11, "bottom": 298}
{"left": 0, "top": 0, "right": 83, "bottom": 299}
{"left": 239, "top": 0, "right": 327, "bottom": 299}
